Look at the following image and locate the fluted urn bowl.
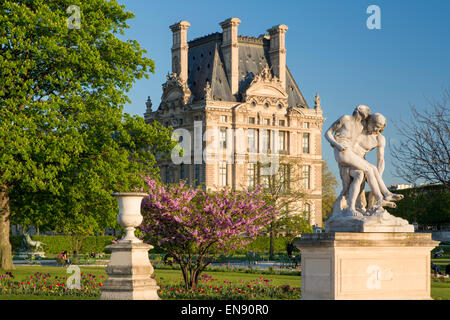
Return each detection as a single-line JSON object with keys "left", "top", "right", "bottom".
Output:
{"left": 112, "top": 192, "right": 148, "bottom": 243}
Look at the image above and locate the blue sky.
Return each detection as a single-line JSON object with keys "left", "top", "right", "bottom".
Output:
{"left": 116, "top": 0, "right": 450, "bottom": 188}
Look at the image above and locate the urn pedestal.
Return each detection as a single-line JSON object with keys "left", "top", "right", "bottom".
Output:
{"left": 100, "top": 192, "right": 160, "bottom": 300}
{"left": 294, "top": 232, "right": 439, "bottom": 300}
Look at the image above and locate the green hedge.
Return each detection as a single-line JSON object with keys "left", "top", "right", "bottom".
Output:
{"left": 148, "top": 236, "right": 294, "bottom": 255}
{"left": 147, "top": 236, "right": 296, "bottom": 255}
{"left": 10, "top": 235, "right": 116, "bottom": 255}
{"left": 238, "top": 236, "right": 292, "bottom": 253}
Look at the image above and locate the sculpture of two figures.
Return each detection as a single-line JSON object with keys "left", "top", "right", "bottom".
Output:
{"left": 325, "top": 105, "right": 413, "bottom": 232}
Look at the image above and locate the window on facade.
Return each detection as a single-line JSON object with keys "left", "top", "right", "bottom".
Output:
{"left": 279, "top": 131, "right": 288, "bottom": 153}
{"left": 303, "top": 122, "right": 310, "bottom": 129}
{"left": 248, "top": 128, "right": 257, "bottom": 152}
{"left": 279, "top": 119, "right": 285, "bottom": 126}
{"left": 220, "top": 127, "right": 227, "bottom": 149}
{"left": 303, "top": 133, "right": 310, "bottom": 154}
{"left": 220, "top": 115, "right": 227, "bottom": 123}
{"left": 261, "top": 130, "right": 270, "bottom": 152}
{"left": 247, "top": 163, "right": 256, "bottom": 189}
{"left": 261, "top": 174, "right": 270, "bottom": 189}
{"left": 179, "top": 119, "right": 183, "bottom": 126}
{"left": 258, "top": 163, "right": 271, "bottom": 190}
{"left": 263, "top": 119, "right": 270, "bottom": 125}
{"left": 219, "top": 161, "right": 227, "bottom": 187}
{"left": 248, "top": 117, "right": 255, "bottom": 124}
{"left": 304, "top": 203, "right": 311, "bottom": 221}
{"left": 302, "top": 165, "right": 311, "bottom": 189}
{"left": 195, "top": 164, "right": 201, "bottom": 186}
{"left": 279, "top": 164, "right": 290, "bottom": 193}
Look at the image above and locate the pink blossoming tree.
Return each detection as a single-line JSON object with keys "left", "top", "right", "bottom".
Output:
{"left": 139, "top": 178, "right": 276, "bottom": 289}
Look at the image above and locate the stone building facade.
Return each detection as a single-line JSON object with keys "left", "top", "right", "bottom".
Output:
{"left": 145, "top": 18, "right": 325, "bottom": 226}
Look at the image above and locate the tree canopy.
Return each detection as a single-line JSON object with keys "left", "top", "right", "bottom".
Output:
{"left": 0, "top": 0, "right": 174, "bottom": 270}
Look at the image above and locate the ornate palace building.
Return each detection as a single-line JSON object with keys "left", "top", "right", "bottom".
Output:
{"left": 144, "top": 18, "right": 325, "bottom": 226}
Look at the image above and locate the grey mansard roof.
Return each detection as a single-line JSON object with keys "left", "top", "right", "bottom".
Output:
{"left": 186, "top": 33, "right": 308, "bottom": 108}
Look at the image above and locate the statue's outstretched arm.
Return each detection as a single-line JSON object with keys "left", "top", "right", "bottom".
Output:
{"left": 325, "top": 117, "right": 346, "bottom": 151}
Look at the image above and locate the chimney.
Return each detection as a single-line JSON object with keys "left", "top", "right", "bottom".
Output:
{"left": 169, "top": 20, "right": 190, "bottom": 83}
{"left": 267, "top": 24, "right": 288, "bottom": 89}
{"left": 219, "top": 17, "right": 241, "bottom": 98}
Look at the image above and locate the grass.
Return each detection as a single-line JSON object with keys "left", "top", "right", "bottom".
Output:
{"left": 0, "top": 266, "right": 301, "bottom": 300}
{"left": 1, "top": 266, "right": 449, "bottom": 300}
{"left": 432, "top": 258, "right": 450, "bottom": 266}
{"left": 431, "top": 280, "right": 450, "bottom": 300}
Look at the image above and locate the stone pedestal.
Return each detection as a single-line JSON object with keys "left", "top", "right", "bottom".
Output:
{"left": 100, "top": 242, "right": 160, "bottom": 300}
{"left": 294, "top": 232, "right": 439, "bottom": 300}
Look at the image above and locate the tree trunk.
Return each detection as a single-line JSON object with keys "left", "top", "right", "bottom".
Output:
{"left": 269, "top": 222, "right": 275, "bottom": 260}
{"left": 0, "top": 185, "right": 14, "bottom": 270}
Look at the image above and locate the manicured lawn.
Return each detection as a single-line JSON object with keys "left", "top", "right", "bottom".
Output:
{"left": 431, "top": 280, "right": 450, "bottom": 300}
{"left": 0, "top": 266, "right": 301, "bottom": 300}
{"left": 1, "top": 266, "right": 449, "bottom": 300}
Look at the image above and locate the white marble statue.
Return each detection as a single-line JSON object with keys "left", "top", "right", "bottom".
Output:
{"left": 324, "top": 106, "right": 413, "bottom": 232}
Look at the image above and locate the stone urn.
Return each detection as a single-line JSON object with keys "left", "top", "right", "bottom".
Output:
{"left": 101, "top": 191, "right": 160, "bottom": 300}
{"left": 112, "top": 192, "right": 148, "bottom": 243}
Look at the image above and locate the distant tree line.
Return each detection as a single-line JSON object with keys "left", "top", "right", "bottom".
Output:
{"left": 388, "top": 184, "right": 449, "bottom": 229}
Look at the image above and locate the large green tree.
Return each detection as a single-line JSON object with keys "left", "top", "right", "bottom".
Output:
{"left": 0, "top": 0, "right": 172, "bottom": 270}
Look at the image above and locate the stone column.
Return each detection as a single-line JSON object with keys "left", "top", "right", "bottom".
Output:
{"left": 100, "top": 192, "right": 160, "bottom": 300}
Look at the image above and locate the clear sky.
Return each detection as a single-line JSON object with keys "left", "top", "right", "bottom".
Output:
{"left": 116, "top": 0, "right": 450, "bottom": 188}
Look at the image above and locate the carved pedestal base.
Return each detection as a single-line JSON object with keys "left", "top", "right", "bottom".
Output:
{"left": 100, "top": 242, "right": 160, "bottom": 300}
{"left": 294, "top": 233, "right": 438, "bottom": 300}
{"left": 326, "top": 211, "right": 414, "bottom": 233}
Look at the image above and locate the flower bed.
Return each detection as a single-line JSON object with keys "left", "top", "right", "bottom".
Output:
{"left": 1, "top": 272, "right": 105, "bottom": 297}
{"left": 157, "top": 274, "right": 301, "bottom": 300}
